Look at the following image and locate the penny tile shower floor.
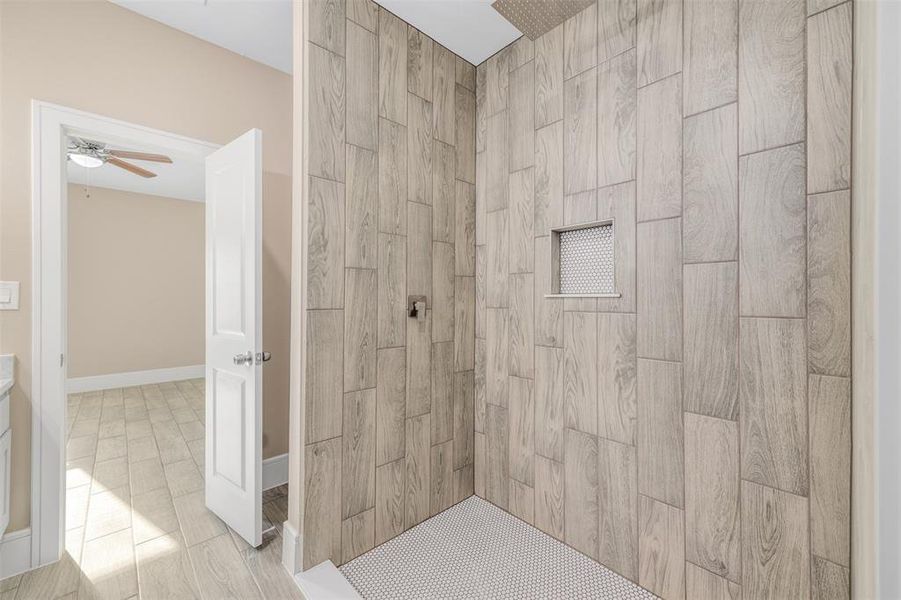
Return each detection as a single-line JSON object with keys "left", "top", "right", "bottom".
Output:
{"left": 340, "top": 496, "right": 658, "bottom": 600}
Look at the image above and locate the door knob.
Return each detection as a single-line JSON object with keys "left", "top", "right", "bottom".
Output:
{"left": 256, "top": 351, "right": 271, "bottom": 365}
{"left": 233, "top": 350, "right": 253, "bottom": 366}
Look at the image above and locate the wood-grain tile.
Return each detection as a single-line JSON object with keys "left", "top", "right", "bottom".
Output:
{"left": 534, "top": 121, "right": 564, "bottom": 234}
{"left": 303, "top": 437, "right": 342, "bottom": 569}
{"left": 534, "top": 455, "right": 565, "bottom": 540}
{"left": 637, "top": 218, "right": 682, "bottom": 361}
{"left": 379, "top": 9, "right": 407, "bottom": 124}
{"left": 683, "top": 0, "right": 737, "bottom": 116}
{"left": 342, "top": 509, "right": 375, "bottom": 564}
{"left": 597, "top": 181, "right": 637, "bottom": 313}
{"left": 740, "top": 317, "right": 809, "bottom": 496}
{"left": 406, "top": 309, "right": 431, "bottom": 417}
{"left": 636, "top": 74, "right": 681, "bottom": 222}
{"left": 534, "top": 238, "right": 564, "bottom": 348}
{"left": 486, "top": 308, "right": 509, "bottom": 408}
{"left": 486, "top": 112, "right": 509, "bottom": 212}
{"left": 347, "top": 21, "right": 378, "bottom": 151}
{"left": 535, "top": 24, "right": 564, "bottom": 129}
{"left": 738, "top": 0, "right": 805, "bottom": 154}
{"left": 135, "top": 531, "right": 200, "bottom": 600}
{"left": 808, "top": 2, "right": 851, "bottom": 190}
{"left": 455, "top": 276, "right": 476, "bottom": 371}
{"left": 455, "top": 464, "right": 475, "bottom": 502}
{"left": 79, "top": 528, "right": 139, "bottom": 600}
{"left": 534, "top": 345, "right": 565, "bottom": 462}
{"left": 487, "top": 209, "right": 509, "bottom": 307}
{"left": 344, "top": 268, "right": 377, "bottom": 391}
{"left": 188, "top": 533, "right": 263, "bottom": 600}
{"left": 808, "top": 0, "right": 844, "bottom": 14}
{"left": 637, "top": 358, "right": 683, "bottom": 507}
{"left": 509, "top": 168, "right": 534, "bottom": 276}
{"left": 454, "top": 371, "right": 475, "bottom": 470}
{"left": 455, "top": 181, "right": 476, "bottom": 276}
{"left": 457, "top": 55, "right": 476, "bottom": 91}
{"left": 345, "top": 144, "right": 378, "bottom": 270}
{"left": 509, "top": 63, "right": 535, "bottom": 172}
{"left": 376, "top": 348, "right": 405, "bottom": 466}
{"left": 563, "top": 67, "right": 597, "bottom": 195}
{"left": 343, "top": 389, "right": 376, "bottom": 519}
{"left": 132, "top": 486, "right": 179, "bottom": 545}
{"left": 563, "top": 2, "right": 597, "bottom": 79}
{"left": 431, "top": 341, "right": 455, "bottom": 445}
{"left": 811, "top": 556, "right": 850, "bottom": 600}
{"left": 173, "top": 490, "right": 227, "bottom": 547}
{"left": 433, "top": 242, "right": 455, "bottom": 343}
{"left": 486, "top": 404, "right": 509, "bottom": 509}
{"left": 474, "top": 431, "right": 487, "bottom": 497}
{"left": 486, "top": 48, "right": 509, "bottom": 116}
{"left": 597, "top": 313, "right": 637, "bottom": 445}
{"left": 433, "top": 141, "right": 456, "bottom": 245}
{"left": 597, "top": 49, "right": 637, "bottom": 190}
{"left": 686, "top": 563, "right": 741, "bottom": 600}
{"left": 476, "top": 65, "right": 488, "bottom": 152}
{"left": 456, "top": 86, "right": 476, "bottom": 183}
{"left": 638, "top": 495, "right": 684, "bottom": 600}
{"left": 375, "top": 458, "right": 405, "bottom": 544}
{"left": 683, "top": 103, "right": 738, "bottom": 263}
{"left": 564, "top": 429, "right": 599, "bottom": 559}
{"left": 163, "top": 459, "right": 203, "bottom": 498}
{"left": 685, "top": 413, "right": 741, "bottom": 582}
{"left": 597, "top": 439, "right": 638, "bottom": 580}
{"left": 378, "top": 119, "right": 407, "bottom": 235}
{"left": 508, "top": 35, "right": 535, "bottom": 71}
{"left": 808, "top": 190, "right": 851, "bottom": 376}
{"left": 308, "top": 177, "right": 345, "bottom": 309}
{"left": 433, "top": 44, "right": 456, "bottom": 145}
{"left": 305, "top": 310, "right": 343, "bottom": 443}
{"left": 476, "top": 246, "right": 487, "bottom": 339}
{"left": 683, "top": 262, "right": 739, "bottom": 420}
{"left": 405, "top": 413, "right": 431, "bottom": 528}
{"left": 809, "top": 374, "right": 851, "bottom": 566}
{"left": 599, "top": 0, "right": 637, "bottom": 62}
{"left": 309, "top": 44, "right": 346, "bottom": 182}
{"left": 739, "top": 143, "right": 806, "bottom": 317}
{"left": 509, "top": 376, "right": 535, "bottom": 486}
{"left": 509, "top": 273, "right": 534, "bottom": 380}
{"left": 637, "top": 0, "right": 682, "bottom": 86}
{"left": 347, "top": 0, "right": 378, "bottom": 32}
{"left": 309, "top": 0, "right": 344, "bottom": 55}
{"left": 407, "top": 28, "right": 433, "bottom": 101}
{"left": 564, "top": 312, "right": 598, "bottom": 435}
{"left": 741, "top": 480, "right": 810, "bottom": 599}
{"left": 378, "top": 233, "right": 406, "bottom": 348}
{"left": 509, "top": 479, "right": 535, "bottom": 524}
{"left": 408, "top": 94, "right": 434, "bottom": 206}
{"left": 430, "top": 440, "right": 454, "bottom": 516}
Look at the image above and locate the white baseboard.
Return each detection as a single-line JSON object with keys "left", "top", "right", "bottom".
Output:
{"left": 263, "top": 453, "right": 288, "bottom": 491}
{"left": 282, "top": 520, "right": 302, "bottom": 576}
{"left": 0, "top": 528, "right": 32, "bottom": 580}
{"left": 294, "top": 560, "right": 361, "bottom": 599}
{"left": 67, "top": 365, "right": 205, "bottom": 393}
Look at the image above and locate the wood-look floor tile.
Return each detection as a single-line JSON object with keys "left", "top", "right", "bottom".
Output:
{"left": 79, "top": 528, "right": 138, "bottom": 600}
{"left": 130, "top": 457, "right": 167, "bottom": 496}
{"left": 174, "top": 490, "right": 228, "bottom": 548}
{"left": 136, "top": 530, "right": 201, "bottom": 599}
{"left": 85, "top": 486, "right": 131, "bottom": 541}
{"left": 164, "top": 458, "right": 204, "bottom": 498}
{"left": 132, "top": 487, "right": 180, "bottom": 545}
{"left": 91, "top": 456, "right": 129, "bottom": 495}
{"left": 188, "top": 533, "right": 264, "bottom": 600}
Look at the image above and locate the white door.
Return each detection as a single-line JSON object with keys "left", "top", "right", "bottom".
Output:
{"left": 204, "top": 129, "right": 264, "bottom": 547}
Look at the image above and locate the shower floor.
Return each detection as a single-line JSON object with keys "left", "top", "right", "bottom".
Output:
{"left": 339, "top": 496, "right": 658, "bottom": 599}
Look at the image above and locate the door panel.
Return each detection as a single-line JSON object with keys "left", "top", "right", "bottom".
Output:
{"left": 205, "top": 129, "right": 263, "bottom": 547}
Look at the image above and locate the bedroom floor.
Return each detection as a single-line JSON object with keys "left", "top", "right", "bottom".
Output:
{"left": 0, "top": 380, "right": 301, "bottom": 600}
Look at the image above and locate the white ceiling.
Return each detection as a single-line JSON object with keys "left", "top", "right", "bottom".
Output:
{"left": 374, "top": 0, "right": 521, "bottom": 65}
{"left": 110, "top": 0, "right": 293, "bottom": 73}
{"left": 67, "top": 136, "right": 205, "bottom": 203}
{"left": 111, "top": 0, "right": 521, "bottom": 73}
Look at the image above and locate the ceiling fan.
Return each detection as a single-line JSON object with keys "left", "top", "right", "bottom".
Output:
{"left": 67, "top": 137, "right": 172, "bottom": 178}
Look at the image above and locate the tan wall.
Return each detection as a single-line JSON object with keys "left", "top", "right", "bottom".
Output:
{"left": 300, "top": 1, "right": 477, "bottom": 569}
{"left": 475, "top": 1, "right": 852, "bottom": 599}
{"left": 67, "top": 185, "right": 205, "bottom": 378}
{"left": 0, "top": 1, "right": 292, "bottom": 533}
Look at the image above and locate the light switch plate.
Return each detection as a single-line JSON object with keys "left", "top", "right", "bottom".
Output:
{"left": 0, "top": 282, "right": 19, "bottom": 311}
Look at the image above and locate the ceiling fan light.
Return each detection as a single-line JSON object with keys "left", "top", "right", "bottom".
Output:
{"left": 69, "top": 152, "right": 104, "bottom": 168}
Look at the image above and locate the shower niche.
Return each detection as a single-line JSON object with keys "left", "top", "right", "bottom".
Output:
{"left": 546, "top": 220, "right": 621, "bottom": 298}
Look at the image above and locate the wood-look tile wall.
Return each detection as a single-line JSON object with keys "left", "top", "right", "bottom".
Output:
{"left": 303, "top": 0, "right": 477, "bottom": 569}
{"left": 474, "top": 0, "right": 852, "bottom": 598}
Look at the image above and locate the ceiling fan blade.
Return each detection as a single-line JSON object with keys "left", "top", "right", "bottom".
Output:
{"left": 107, "top": 149, "right": 173, "bottom": 163}
{"left": 107, "top": 157, "right": 157, "bottom": 178}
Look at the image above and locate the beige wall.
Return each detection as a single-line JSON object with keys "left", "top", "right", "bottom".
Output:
{"left": 475, "top": 1, "right": 852, "bottom": 599}
{"left": 67, "top": 185, "right": 205, "bottom": 378}
{"left": 300, "top": 0, "right": 477, "bottom": 569}
{"left": 0, "top": 1, "right": 292, "bottom": 533}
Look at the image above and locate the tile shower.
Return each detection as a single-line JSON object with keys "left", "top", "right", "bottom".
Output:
{"left": 301, "top": 0, "right": 853, "bottom": 598}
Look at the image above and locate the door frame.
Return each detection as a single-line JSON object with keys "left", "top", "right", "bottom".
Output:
{"left": 29, "top": 100, "right": 219, "bottom": 569}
